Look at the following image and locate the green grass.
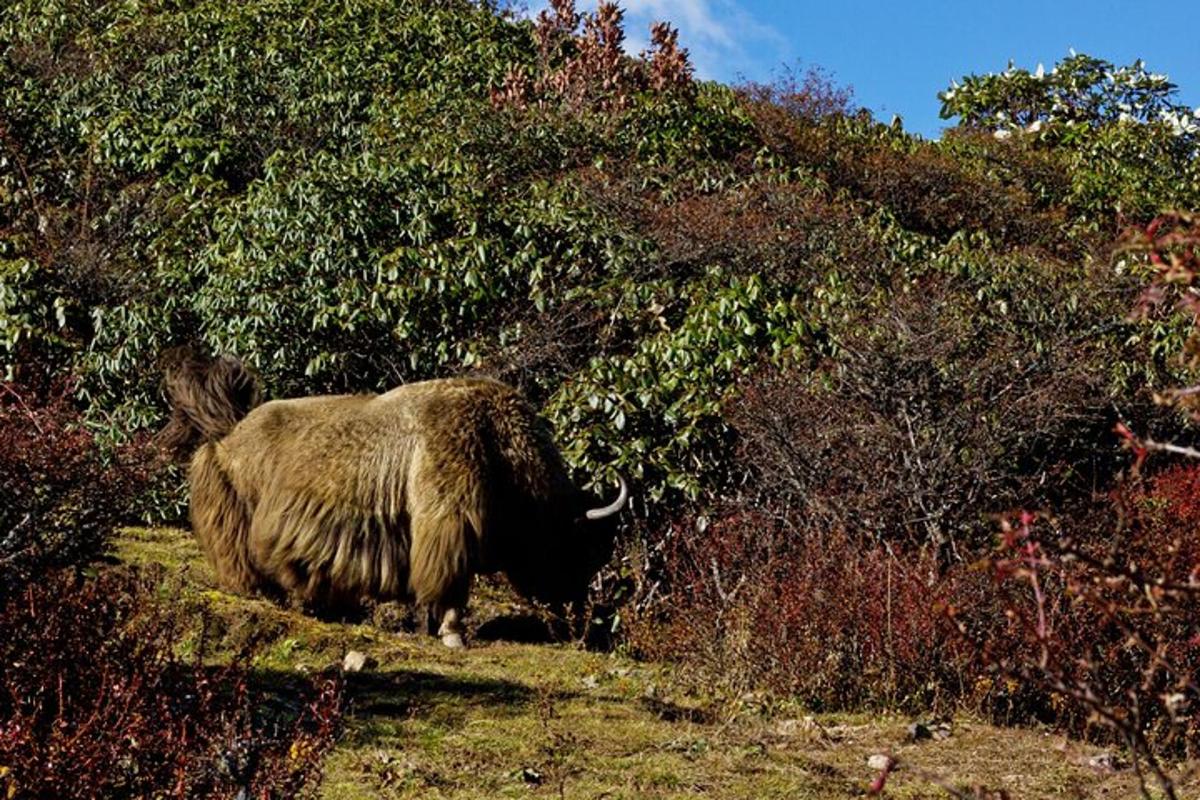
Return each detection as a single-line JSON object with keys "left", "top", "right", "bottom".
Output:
{"left": 115, "top": 527, "right": 1165, "bottom": 799}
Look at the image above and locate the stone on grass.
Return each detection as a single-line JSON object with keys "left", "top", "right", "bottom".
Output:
{"left": 867, "top": 753, "right": 894, "bottom": 771}
{"left": 342, "top": 650, "right": 377, "bottom": 672}
{"left": 907, "top": 719, "right": 952, "bottom": 742}
{"left": 1086, "top": 752, "right": 1124, "bottom": 772}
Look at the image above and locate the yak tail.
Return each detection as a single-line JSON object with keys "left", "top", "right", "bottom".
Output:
{"left": 160, "top": 347, "right": 261, "bottom": 458}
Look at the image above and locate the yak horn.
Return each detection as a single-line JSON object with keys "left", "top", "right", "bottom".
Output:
{"left": 586, "top": 474, "right": 628, "bottom": 521}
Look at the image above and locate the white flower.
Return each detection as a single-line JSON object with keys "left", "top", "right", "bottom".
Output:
{"left": 1159, "top": 110, "right": 1199, "bottom": 136}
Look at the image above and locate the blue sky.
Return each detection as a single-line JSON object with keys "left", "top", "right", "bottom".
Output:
{"left": 527, "top": 1, "right": 1200, "bottom": 138}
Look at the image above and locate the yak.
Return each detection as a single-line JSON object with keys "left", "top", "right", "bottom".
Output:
{"left": 161, "top": 351, "right": 627, "bottom": 648}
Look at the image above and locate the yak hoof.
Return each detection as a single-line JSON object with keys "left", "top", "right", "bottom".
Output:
{"left": 440, "top": 632, "right": 466, "bottom": 649}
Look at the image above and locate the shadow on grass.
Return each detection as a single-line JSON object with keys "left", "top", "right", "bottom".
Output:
{"left": 474, "top": 612, "right": 561, "bottom": 644}
{"left": 473, "top": 609, "right": 620, "bottom": 650}
{"left": 248, "top": 664, "right": 537, "bottom": 743}
{"left": 353, "top": 669, "right": 539, "bottom": 741}
{"left": 348, "top": 669, "right": 533, "bottom": 714}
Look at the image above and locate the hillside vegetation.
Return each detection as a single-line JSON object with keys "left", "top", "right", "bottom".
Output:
{"left": 5, "top": 0, "right": 1198, "bottom": 509}
{"left": 3, "top": 0, "right": 1200, "bottom": 797}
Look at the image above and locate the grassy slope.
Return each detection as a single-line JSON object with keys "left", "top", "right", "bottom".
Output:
{"left": 115, "top": 527, "right": 1158, "bottom": 799}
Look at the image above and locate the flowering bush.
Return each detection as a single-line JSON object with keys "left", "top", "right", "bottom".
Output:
{"left": 941, "top": 53, "right": 1200, "bottom": 221}
{"left": 941, "top": 52, "right": 1193, "bottom": 132}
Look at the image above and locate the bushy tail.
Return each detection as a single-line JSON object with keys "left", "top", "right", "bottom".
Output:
{"left": 159, "top": 348, "right": 261, "bottom": 458}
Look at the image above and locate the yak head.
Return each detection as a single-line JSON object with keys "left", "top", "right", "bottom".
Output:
{"left": 505, "top": 475, "right": 628, "bottom": 606}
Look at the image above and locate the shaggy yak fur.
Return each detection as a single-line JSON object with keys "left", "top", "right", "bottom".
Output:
{"left": 161, "top": 351, "right": 626, "bottom": 647}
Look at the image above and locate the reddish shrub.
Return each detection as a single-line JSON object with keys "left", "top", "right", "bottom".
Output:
{"left": 940, "top": 128, "right": 1077, "bottom": 215}
{"left": 628, "top": 508, "right": 988, "bottom": 711}
{"left": 935, "top": 469, "right": 1200, "bottom": 796}
{"left": 0, "top": 569, "right": 342, "bottom": 799}
{"left": 738, "top": 63, "right": 855, "bottom": 122}
{"left": 491, "top": 0, "right": 693, "bottom": 114}
{"left": 1135, "top": 463, "right": 1200, "bottom": 531}
{"left": 643, "top": 179, "right": 885, "bottom": 285}
{"left": 0, "top": 378, "right": 157, "bottom": 600}
{"left": 628, "top": 463, "right": 1200, "bottom": 777}
{"left": 858, "top": 142, "right": 1061, "bottom": 245}
{"left": 738, "top": 89, "right": 1064, "bottom": 248}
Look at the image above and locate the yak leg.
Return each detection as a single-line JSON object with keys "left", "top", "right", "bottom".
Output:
{"left": 410, "top": 511, "right": 474, "bottom": 649}
{"left": 422, "top": 572, "right": 468, "bottom": 649}
{"left": 191, "top": 443, "right": 276, "bottom": 598}
{"left": 437, "top": 607, "right": 466, "bottom": 650}
{"left": 419, "top": 590, "right": 467, "bottom": 648}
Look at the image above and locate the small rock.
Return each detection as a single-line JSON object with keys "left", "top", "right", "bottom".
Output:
{"left": 1086, "top": 752, "right": 1123, "bottom": 772}
{"left": 581, "top": 674, "right": 600, "bottom": 690}
{"left": 342, "top": 650, "right": 377, "bottom": 672}
{"left": 867, "top": 753, "right": 894, "bottom": 771}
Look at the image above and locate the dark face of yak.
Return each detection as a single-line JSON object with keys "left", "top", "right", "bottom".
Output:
{"left": 506, "top": 476, "right": 627, "bottom": 605}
